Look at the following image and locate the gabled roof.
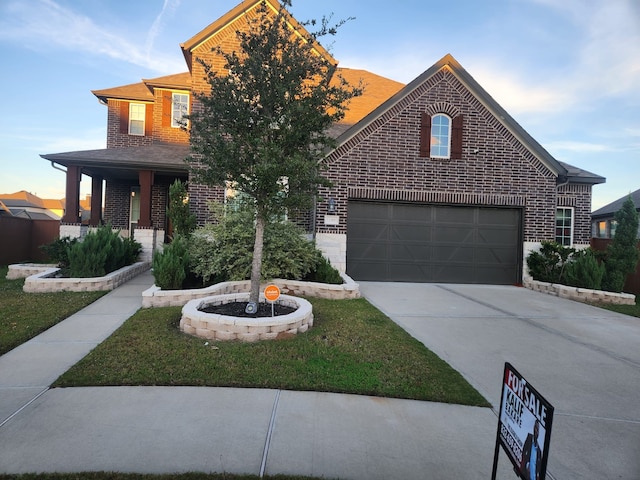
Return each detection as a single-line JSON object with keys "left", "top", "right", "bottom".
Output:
{"left": 335, "top": 69, "right": 404, "bottom": 127}
{"left": 0, "top": 191, "right": 62, "bottom": 220}
{"left": 332, "top": 53, "right": 602, "bottom": 186}
{"left": 92, "top": 73, "right": 192, "bottom": 103}
{"left": 92, "top": 82, "right": 154, "bottom": 104}
{"left": 180, "top": 0, "right": 336, "bottom": 72}
{"left": 141, "top": 72, "right": 191, "bottom": 90}
{"left": 591, "top": 187, "right": 640, "bottom": 218}
{"left": 0, "top": 190, "right": 45, "bottom": 208}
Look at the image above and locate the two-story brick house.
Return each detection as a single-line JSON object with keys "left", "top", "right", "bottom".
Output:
{"left": 42, "top": 0, "right": 604, "bottom": 283}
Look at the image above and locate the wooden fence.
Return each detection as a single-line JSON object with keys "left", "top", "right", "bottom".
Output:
{"left": 0, "top": 216, "right": 60, "bottom": 265}
{"left": 590, "top": 238, "right": 640, "bottom": 297}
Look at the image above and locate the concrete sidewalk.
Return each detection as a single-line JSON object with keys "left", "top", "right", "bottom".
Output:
{"left": 2, "top": 274, "right": 638, "bottom": 478}
{"left": 0, "top": 271, "right": 515, "bottom": 479}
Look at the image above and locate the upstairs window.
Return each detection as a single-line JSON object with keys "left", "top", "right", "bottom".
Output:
{"left": 128, "top": 103, "right": 145, "bottom": 136}
{"left": 419, "top": 112, "right": 463, "bottom": 159}
{"left": 171, "top": 93, "right": 189, "bottom": 128}
{"left": 430, "top": 114, "right": 451, "bottom": 158}
{"left": 555, "top": 207, "right": 573, "bottom": 246}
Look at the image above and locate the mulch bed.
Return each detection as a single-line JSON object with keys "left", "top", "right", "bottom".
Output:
{"left": 201, "top": 301, "right": 297, "bottom": 318}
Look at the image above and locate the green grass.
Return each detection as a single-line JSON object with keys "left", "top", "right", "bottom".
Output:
{"left": 592, "top": 295, "right": 640, "bottom": 317}
{"left": 0, "top": 266, "right": 105, "bottom": 356}
{"left": 54, "top": 297, "right": 488, "bottom": 406}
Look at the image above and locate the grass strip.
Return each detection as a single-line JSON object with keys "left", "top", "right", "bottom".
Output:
{"left": 54, "top": 297, "right": 488, "bottom": 406}
{"left": 0, "top": 266, "right": 105, "bottom": 356}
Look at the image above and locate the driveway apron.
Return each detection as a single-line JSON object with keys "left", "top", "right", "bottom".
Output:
{"left": 359, "top": 282, "right": 640, "bottom": 480}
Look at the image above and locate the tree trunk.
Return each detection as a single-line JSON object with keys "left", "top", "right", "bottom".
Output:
{"left": 249, "top": 215, "right": 265, "bottom": 304}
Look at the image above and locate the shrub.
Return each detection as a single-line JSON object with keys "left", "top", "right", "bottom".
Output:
{"left": 167, "top": 179, "right": 196, "bottom": 238}
{"left": 152, "top": 235, "right": 190, "bottom": 290}
{"left": 304, "top": 254, "right": 343, "bottom": 284}
{"left": 40, "top": 236, "right": 78, "bottom": 269}
{"left": 564, "top": 248, "right": 605, "bottom": 290}
{"left": 67, "top": 225, "right": 141, "bottom": 278}
{"left": 526, "top": 241, "right": 575, "bottom": 283}
{"left": 602, "top": 196, "right": 639, "bottom": 293}
{"left": 189, "top": 202, "right": 333, "bottom": 283}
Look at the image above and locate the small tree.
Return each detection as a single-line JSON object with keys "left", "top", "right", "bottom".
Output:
{"left": 188, "top": 1, "right": 361, "bottom": 305}
{"left": 167, "top": 179, "right": 196, "bottom": 239}
{"left": 602, "top": 196, "right": 639, "bottom": 292}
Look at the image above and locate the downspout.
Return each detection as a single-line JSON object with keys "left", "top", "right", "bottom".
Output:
{"left": 50, "top": 161, "right": 66, "bottom": 174}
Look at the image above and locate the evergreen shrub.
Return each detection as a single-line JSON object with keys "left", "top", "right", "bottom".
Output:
{"left": 66, "top": 225, "right": 141, "bottom": 278}
{"left": 152, "top": 235, "right": 190, "bottom": 290}
{"left": 564, "top": 248, "right": 605, "bottom": 290}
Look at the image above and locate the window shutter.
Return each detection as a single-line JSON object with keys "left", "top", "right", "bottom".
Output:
{"left": 144, "top": 104, "right": 153, "bottom": 136}
{"left": 162, "top": 92, "right": 172, "bottom": 127}
{"left": 451, "top": 115, "right": 463, "bottom": 159}
{"left": 119, "top": 101, "right": 129, "bottom": 134}
{"left": 419, "top": 113, "right": 431, "bottom": 157}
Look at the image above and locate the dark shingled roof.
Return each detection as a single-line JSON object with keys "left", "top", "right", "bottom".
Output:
{"left": 591, "top": 187, "right": 640, "bottom": 218}
{"left": 41, "top": 144, "right": 191, "bottom": 181}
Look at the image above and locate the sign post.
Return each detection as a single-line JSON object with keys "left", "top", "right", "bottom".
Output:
{"left": 492, "top": 362, "right": 554, "bottom": 480}
{"left": 264, "top": 284, "right": 280, "bottom": 317}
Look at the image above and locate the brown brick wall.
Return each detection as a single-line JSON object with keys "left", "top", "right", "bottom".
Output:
{"left": 106, "top": 100, "right": 154, "bottom": 148}
{"left": 557, "top": 183, "right": 593, "bottom": 244}
{"left": 319, "top": 69, "right": 589, "bottom": 244}
{"left": 152, "top": 89, "right": 191, "bottom": 145}
{"left": 104, "top": 181, "right": 132, "bottom": 229}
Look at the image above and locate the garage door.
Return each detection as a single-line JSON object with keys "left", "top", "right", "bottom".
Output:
{"left": 347, "top": 201, "right": 522, "bottom": 284}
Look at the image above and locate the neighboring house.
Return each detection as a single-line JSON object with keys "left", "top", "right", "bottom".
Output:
{"left": 591, "top": 188, "right": 640, "bottom": 239}
{"left": 0, "top": 191, "right": 62, "bottom": 220}
{"left": 40, "top": 0, "right": 605, "bottom": 284}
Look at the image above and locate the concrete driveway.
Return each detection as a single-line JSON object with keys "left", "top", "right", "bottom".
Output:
{"left": 359, "top": 282, "right": 640, "bottom": 480}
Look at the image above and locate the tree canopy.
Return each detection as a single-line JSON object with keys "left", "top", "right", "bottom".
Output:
{"left": 187, "top": 0, "right": 361, "bottom": 305}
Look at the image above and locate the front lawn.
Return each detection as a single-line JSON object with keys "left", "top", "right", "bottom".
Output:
{"left": 0, "top": 266, "right": 105, "bottom": 356}
{"left": 54, "top": 297, "right": 489, "bottom": 406}
{"left": 593, "top": 295, "right": 640, "bottom": 318}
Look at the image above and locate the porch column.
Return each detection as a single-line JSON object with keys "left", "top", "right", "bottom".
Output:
{"left": 63, "top": 165, "right": 81, "bottom": 223}
{"left": 138, "top": 170, "right": 154, "bottom": 228}
{"left": 89, "top": 175, "right": 103, "bottom": 226}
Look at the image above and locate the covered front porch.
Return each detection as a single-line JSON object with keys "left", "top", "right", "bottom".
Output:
{"left": 41, "top": 144, "right": 191, "bottom": 261}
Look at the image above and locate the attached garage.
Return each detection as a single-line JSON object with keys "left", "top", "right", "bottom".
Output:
{"left": 346, "top": 201, "right": 522, "bottom": 284}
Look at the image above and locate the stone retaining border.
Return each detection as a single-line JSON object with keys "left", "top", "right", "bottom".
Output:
{"left": 142, "top": 273, "right": 360, "bottom": 308}
{"left": 6, "top": 264, "right": 58, "bottom": 280}
{"left": 22, "top": 262, "right": 150, "bottom": 293}
{"left": 180, "top": 293, "right": 313, "bottom": 342}
{"left": 524, "top": 278, "right": 636, "bottom": 305}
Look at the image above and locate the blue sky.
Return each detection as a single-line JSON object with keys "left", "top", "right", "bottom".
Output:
{"left": 0, "top": 0, "right": 638, "bottom": 211}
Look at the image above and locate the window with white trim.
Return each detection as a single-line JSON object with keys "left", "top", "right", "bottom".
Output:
{"left": 129, "top": 103, "right": 145, "bottom": 136}
{"left": 171, "top": 93, "right": 189, "bottom": 128}
{"left": 555, "top": 207, "right": 573, "bottom": 246}
{"left": 430, "top": 114, "right": 451, "bottom": 158}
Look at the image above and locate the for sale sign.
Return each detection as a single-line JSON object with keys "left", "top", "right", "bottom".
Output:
{"left": 493, "top": 363, "right": 554, "bottom": 480}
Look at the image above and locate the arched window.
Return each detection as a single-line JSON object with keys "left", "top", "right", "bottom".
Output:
{"left": 419, "top": 112, "right": 463, "bottom": 159}
{"left": 430, "top": 114, "right": 451, "bottom": 158}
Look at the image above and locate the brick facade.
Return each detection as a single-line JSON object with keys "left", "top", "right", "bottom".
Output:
{"left": 74, "top": 0, "right": 599, "bottom": 278}
{"left": 319, "top": 68, "right": 593, "bottom": 247}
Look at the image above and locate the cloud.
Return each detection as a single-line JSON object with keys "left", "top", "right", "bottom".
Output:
{"left": 0, "top": 0, "right": 185, "bottom": 74}
{"left": 530, "top": 0, "right": 640, "bottom": 98}
{"left": 145, "top": 0, "right": 182, "bottom": 58}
